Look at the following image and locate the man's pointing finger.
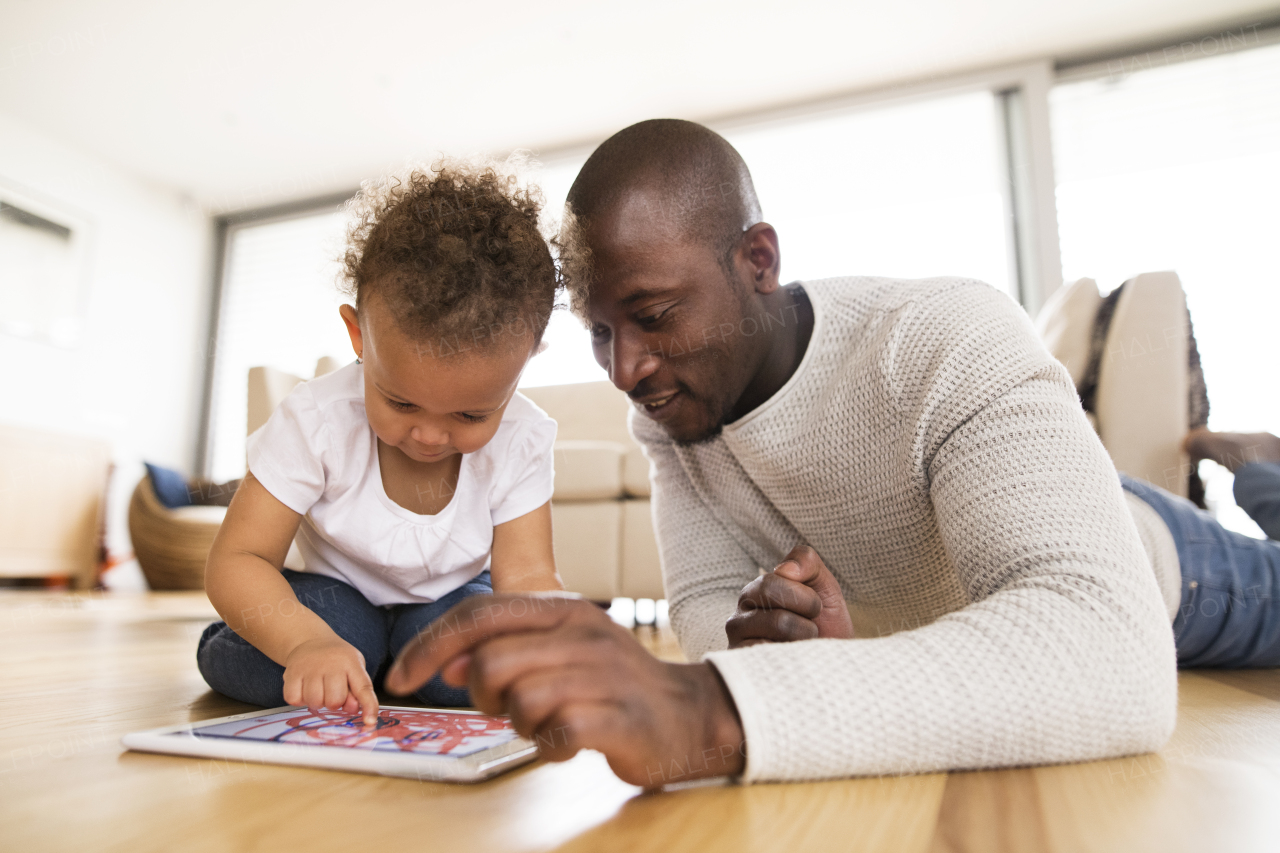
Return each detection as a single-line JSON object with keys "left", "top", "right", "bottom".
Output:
{"left": 384, "top": 593, "right": 583, "bottom": 695}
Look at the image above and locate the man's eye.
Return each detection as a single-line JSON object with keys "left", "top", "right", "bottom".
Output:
{"left": 637, "top": 306, "right": 671, "bottom": 325}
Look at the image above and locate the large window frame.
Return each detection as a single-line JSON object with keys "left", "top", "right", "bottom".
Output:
{"left": 196, "top": 21, "right": 1279, "bottom": 475}
{"left": 195, "top": 192, "right": 355, "bottom": 475}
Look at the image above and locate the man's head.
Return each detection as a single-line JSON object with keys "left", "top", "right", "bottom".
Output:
{"left": 559, "top": 119, "right": 787, "bottom": 444}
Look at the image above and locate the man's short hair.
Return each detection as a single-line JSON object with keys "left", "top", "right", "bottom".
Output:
{"left": 556, "top": 119, "right": 763, "bottom": 314}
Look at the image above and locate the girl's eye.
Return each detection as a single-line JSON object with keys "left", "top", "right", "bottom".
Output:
{"left": 590, "top": 324, "right": 611, "bottom": 343}
{"left": 388, "top": 399, "right": 417, "bottom": 412}
{"left": 458, "top": 413, "right": 489, "bottom": 424}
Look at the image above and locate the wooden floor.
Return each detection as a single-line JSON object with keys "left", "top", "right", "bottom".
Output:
{"left": 3, "top": 591, "right": 1279, "bottom": 853}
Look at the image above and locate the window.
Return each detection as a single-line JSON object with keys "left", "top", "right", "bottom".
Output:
{"left": 0, "top": 186, "right": 90, "bottom": 348}
{"left": 722, "top": 90, "right": 1014, "bottom": 295}
{"left": 206, "top": 210, "right": 352, "bottom": 481}
{"left": 202, "top": 80, "right": 1044, "bottom": 474}
{"left": 526, "top": 90, "right": 1020, "bottom": 388}
{"left": 516, "top": 156, "right": 603, "bottom": 389}
{"left": 1052, "top": 39, "right": 1280, "bottom": 536}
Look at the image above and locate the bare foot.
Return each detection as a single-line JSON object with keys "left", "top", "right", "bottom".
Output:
{"left": 1183, "top": 428, "right": 1280, "bottom": 473}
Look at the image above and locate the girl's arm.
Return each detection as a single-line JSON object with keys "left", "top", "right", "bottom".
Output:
{"left": 489, "top": 501, "right": 563, "bottom": 593}
{"left": 204, "top": 473, "right": 378, "bottom": 723}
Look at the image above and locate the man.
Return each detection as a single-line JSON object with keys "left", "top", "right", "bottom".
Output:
{"left": 387, "top": 120, "right": 1276, "bottom": 786}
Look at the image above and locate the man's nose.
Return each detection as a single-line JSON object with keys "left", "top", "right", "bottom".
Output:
{"left": 606, "top": 330, "right": 661, "bottom": 394}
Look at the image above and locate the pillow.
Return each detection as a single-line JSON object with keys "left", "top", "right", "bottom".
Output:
{"left": 1034, "top": 276, "right": 1101, "bottom": 388}
{"left": 144, "top": 462, "right": 193, "bottom": 509}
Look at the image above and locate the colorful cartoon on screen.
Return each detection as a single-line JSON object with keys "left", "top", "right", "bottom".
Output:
{"left": 185, "top": 709, "right": 519, "bottom": 758}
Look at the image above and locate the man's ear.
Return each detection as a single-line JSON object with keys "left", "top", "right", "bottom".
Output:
{"left": 339, "top": 304, "right": 363, "bottom": 360}
{"left": 742, "top": 222, "right": 781, "bottom": 295}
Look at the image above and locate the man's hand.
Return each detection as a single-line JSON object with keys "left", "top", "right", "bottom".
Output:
{"left": 383, "top": 594, "right": 746, "bottom": 787}
{"left": 282, "top": 637, "right": 379, "bottom": 726}
{"left": 725, "top": 545, "right": 853, "bottom": 648}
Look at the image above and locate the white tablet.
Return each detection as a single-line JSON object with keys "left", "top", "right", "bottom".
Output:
{"left": 121, "top": 705, "right": 539, "bottom": 783}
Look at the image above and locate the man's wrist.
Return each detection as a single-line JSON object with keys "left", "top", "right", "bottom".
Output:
{"left": 689, "top": 662, "right": 747, "bottom": 779}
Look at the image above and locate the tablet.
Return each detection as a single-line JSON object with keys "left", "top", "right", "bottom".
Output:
{"left": 121, "top": 705, "right": 539, "bottom": 783}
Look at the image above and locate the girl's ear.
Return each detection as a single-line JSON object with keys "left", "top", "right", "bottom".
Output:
{"left": 339, "top": 304, "right": 363, "bottom": 360}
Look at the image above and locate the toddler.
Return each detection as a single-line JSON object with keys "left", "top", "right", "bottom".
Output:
{"left": 198, "top": 161, "right": 563, "bottom": 723}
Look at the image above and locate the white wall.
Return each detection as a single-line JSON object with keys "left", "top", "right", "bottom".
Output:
{"left": 0, "top": 111, "right": 211, "bottom": 568}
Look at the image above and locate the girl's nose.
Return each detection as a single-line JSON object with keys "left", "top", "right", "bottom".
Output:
{"left": 410, "top": 422, "right": 449, "bottom": 447}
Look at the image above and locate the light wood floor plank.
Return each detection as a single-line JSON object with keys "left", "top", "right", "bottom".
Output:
{"left": 3, "top": 591, "right": 1279, "bottom": 853}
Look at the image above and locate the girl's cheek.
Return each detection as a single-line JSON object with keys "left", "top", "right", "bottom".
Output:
{"left": 457, "top": 424, "right": 501, "bottom": 454}
{"left": 365, "top": 409, "right": 401, "bottom": 444}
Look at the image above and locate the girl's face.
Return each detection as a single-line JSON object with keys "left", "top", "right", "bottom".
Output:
{"left": 340, "top": 300, "right": 533, "bottom": 464}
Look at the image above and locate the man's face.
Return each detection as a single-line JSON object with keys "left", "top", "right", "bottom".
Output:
{"left": 583, "top": 193, "right": 765, "bottom": 444}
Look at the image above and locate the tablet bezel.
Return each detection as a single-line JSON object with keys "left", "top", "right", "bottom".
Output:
{"left": 121, "top": 705, "right": 539, "bottom": 783}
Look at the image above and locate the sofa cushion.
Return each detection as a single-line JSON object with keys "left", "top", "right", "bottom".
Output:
{"left": 1035, "top": 276, "right": 1100, "bottom": 388}
{"left": 621, "top": 499, "right": 663, "bottom": 600}
{"left": 623, "top": 446, "right": 651, "bottom": 497}
{"left": 551, "top": 501, "right": 621, "bottom": 601}
{"left": 521, "top": 382, "right": 634, "bottom": 445}
{"left": 1093, "top": 271, "right": 1190, "bottom": 497}
{"left": 553, "top": 440, "right": 625, "bottom": 501}
{"left": 168, "top": 505, "right": 230, "bottom": 524}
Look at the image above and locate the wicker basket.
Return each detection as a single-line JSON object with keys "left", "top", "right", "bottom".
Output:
{"left": 127, "top": 475, "right": 227, "bottom": 590}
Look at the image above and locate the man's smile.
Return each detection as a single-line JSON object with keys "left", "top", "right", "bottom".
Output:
{"left": 632, "top": 389, "right": 683, "bottom": 419}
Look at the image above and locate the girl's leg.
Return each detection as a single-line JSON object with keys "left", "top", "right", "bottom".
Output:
{"left": 196, "top": 570, "right": 390, "bottom": 707}
{"left": 1121, "top": 475, "right": 1280, "bottom": 667}
{"left": 387, "top": 570, "right": 493, "bottom": 706}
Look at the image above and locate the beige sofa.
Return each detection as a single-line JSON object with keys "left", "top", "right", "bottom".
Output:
{"left": 0, "top": 423, "right": 111, "bottom": 589}
{"left": 520, "top": 382, "right": 662, "bottom": 603}
{"left": 245, "top": 365, "right": 663, "bottom": 603}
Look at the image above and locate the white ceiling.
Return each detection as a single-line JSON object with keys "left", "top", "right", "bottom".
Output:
{"left": 1, "top": 0, "right": 1275, "bottom": 212}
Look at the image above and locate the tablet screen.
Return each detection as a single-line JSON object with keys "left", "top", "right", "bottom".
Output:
{"left": 179, "top": 708, "right": 521, "bottom": 758}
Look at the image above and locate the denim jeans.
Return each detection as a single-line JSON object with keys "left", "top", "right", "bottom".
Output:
{"left": 1234, "top": 461, "right": 1280, "bottom": 541}
{"left": 197, "top": 569, "right": 492, "bottom": 707}
{"left": 1121, "top": 475, "right": 1280, "bottom": 668}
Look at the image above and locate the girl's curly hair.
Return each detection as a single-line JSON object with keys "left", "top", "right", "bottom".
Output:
{"left": 340, "top": 157, "right": 558, "bottom": 353}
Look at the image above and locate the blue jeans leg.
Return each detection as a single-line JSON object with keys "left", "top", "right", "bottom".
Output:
{"left": 1121, "top": 474, "right": 1280, "bottom": 668}
{"left": 196, "top": 570, "right": 389, "bottom": 707}
{"left": 387, "top": 570, "right": 494, "bottom": 707}
{"left": 1233, "top": 461, "right": 1280, "bottom": 541}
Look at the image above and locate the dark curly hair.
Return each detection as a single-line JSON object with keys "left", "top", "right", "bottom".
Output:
{"left": 340, "top": 158, "right": 558, "bottom": 354}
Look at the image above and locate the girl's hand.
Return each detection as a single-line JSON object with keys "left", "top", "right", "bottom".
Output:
{"left": 282, "top": 637, "right": 380, "bottom": 726}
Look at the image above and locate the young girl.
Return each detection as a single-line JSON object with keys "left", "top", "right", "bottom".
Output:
{"left": 197, "top": 161, "right": 563, "bottom": 725}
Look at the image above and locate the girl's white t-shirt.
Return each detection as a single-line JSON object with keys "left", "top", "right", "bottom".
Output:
{"left": 246, "top": 361, "right": 557, "bottom": 606}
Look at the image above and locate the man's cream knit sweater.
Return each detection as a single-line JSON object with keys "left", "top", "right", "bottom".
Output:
{"left": 630, "top": 277, "right": 1178, "bottom": 784}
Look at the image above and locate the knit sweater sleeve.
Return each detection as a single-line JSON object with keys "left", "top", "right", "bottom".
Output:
{"left": 704, "top": 283, "right": 1178, "bottom": 782}
{"left": 632, "top": 413, "right": 758, "bottom": 659}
